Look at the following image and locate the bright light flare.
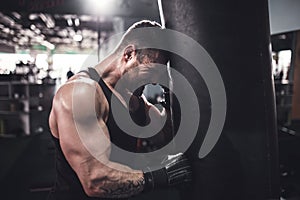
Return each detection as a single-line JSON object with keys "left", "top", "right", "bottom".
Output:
{"left": 88, "top": 0, "right": 115, "bottom": 14}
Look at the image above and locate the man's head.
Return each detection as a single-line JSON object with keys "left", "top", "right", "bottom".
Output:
{"left": 116, "top": 20, "right": 162, "bottom": 53}
{"left": 117, "top": 20, "right": 168, "bottom": 65}
{"left": 115, "top": 20, "right": 169, "bottom": 91}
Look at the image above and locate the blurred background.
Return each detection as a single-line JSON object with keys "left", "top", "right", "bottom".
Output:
{"left": 0, "top": 0, "right": 300, "bottom": 199}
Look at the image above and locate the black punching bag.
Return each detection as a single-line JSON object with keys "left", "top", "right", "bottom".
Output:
{"left": 161, "top": 0, "right": 279, "bottom": 199}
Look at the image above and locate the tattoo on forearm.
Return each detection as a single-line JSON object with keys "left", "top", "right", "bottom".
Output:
{"left": 100, "top": 177, "right": 145, "bottom": 198}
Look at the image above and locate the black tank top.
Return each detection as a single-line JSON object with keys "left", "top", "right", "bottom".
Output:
{"left": 48, "top": 68, "right": 139, "bottom": 200}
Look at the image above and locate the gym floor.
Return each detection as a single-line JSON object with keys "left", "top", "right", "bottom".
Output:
{"left": 1, "top": 126, "right": 300, "bottom": 200}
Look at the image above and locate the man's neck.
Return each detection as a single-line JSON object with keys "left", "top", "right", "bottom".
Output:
{"left": 93, "top": 53, "right": 131, "bottom": 109}
{"left": 94, "top": 53, "right": 122, "bottom": 88}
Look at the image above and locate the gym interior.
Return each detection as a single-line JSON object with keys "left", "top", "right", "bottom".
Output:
{"left": 0, "top": 0, "right": 300, "bottom": 199}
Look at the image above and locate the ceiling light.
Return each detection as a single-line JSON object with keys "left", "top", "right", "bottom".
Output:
{"left": 36, "top": 37, "right": 43, "bottom": 43}
{"left": 30, "top": 24, "right": 36, "bottom": 30}
{"left": 34, "top": 29, "right": 41, "bottom": 34}
{"left": 41, "top": 40, "right": 55, "bottom": 50}
{"left": 73, "top": 34, "right": 83, "bottom": 42}
{"left": 69, "top": 29, "right": 75, "bottom": 36}
{"left": 39, "top": 13, "right": 55, "bottom": 29}
{"left": 29, "top": 14, "right": 39, "bottom": 20}
{"left": 12, "top": 12, "right": 21, "bottom": 20}
{"left": 67, "top": 18, "right": 73, "bottom": 26}
{"left": 3, "top": 28, "right": 10, "bottom": 33}
{"left": 58, "top": 29, "right": 68, "bottom": 37}
{"left": 80, "top": 15, "right": 94, "bottom": 22}
{"left": 74, "top": 18, "right": 80, "bottom": 26}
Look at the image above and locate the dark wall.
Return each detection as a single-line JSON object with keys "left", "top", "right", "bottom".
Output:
{"left": 162, "top": 0, "right": 279, "bottom": 199}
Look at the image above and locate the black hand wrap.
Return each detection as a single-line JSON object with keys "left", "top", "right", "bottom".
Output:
{"left": 143, "top": 153, "right": 192, "bottom": 192}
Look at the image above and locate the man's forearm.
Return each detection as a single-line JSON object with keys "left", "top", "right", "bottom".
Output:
{"left": 81, "top": 153, "right": 192, "bottom": 198}
{"left": 85, "top": 161, "right": 145, "bottom": 198}
{"left": 98, "top": 172, "right": 145, "bottom": 198}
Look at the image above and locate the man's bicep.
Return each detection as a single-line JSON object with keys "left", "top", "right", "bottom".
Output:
{"left": 55, "top": 83, "right": 111, "bottom": 169}
{"left": 58, "top": 113, "right": 111, "bottom": 169}
{"left": 56, "top": 106, "right": 114, "bottom": 195}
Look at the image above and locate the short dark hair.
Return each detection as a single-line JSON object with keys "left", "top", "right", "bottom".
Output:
{"left": 126, "top": 20, "right": 162, "bottom": 31}
{"left": 116, "top": 20, "right": 162, "bottom": 52}
{"left": 116, "top": 20, "right": 168, "bottom": 64}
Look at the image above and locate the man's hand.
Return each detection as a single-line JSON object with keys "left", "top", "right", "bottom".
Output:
{"left": 143, "top": 153, "right": 192, "bottom": 191}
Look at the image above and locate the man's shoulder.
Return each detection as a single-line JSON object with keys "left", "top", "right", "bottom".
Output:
{"left": 53, "top": 76, "right": 107, "bottom": 112}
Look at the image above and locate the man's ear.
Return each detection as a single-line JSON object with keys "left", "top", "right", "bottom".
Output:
{"left": 123, "top": 45, "right": 136, "bottom": 62}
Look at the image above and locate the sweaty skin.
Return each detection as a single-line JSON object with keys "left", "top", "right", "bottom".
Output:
{"left": 49, "top": 45, "right": 166, "bottom": 198}
{"left": 49, "top": 72, "right": 145, "bottom": 198}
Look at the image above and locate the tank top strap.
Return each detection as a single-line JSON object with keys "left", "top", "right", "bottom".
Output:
{"left": 83, "top": 67, "right": 112, "bottom": 105}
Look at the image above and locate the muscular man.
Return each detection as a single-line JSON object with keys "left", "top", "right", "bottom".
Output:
{"left": 48, "top": 20, "right": 191, "bottom": 200}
